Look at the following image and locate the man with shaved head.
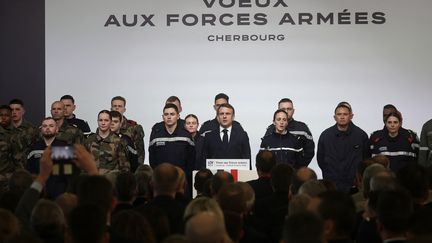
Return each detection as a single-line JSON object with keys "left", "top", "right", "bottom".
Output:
{"left": 50, "top": 101, "right": 83, "bottom": 144}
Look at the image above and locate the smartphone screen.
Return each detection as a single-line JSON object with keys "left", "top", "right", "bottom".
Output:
{"left": 51, "top": 146, "right": 76, "bottom": 161}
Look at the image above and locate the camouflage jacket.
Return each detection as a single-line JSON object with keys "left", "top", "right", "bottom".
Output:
{"left": 57, "top": 120, "right": 84, "bottom": 145}
{"left": 419, "top": 118, "right": 432, "bottom": 167}
{"left": 0, "top": 125, "right": 23, "bottom": 175}
{"left": 85, "top": 131, "right": 130, "bottom": 173}
{"left": 120, "top": 116, "right": 145, "bottom": 164}
{"left": 11, "top": 120, "right": 38, "bottom": 166}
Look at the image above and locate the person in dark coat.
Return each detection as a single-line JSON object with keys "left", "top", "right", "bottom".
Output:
{"left": 202, "top": 103, "right": 251, "bottom": 168}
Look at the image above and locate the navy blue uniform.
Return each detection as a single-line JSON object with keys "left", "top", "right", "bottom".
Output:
{"left": 65, "top": 114, "right": 91, "bottom": 135}
{"left": 264, "top": 119, "right": 315, "bottom": 166}
{"left": 369, "top": 127, "right": 419, "bottom": 173}
{"left": 317, "top": 123, "right": 370, "bottom": 192}
{"left": 26, "top": 138, "right": 67, "bottom": 173}
{"left": 119, "top": 133, "right": 139, "bottom": 172}
{"left": 202, "top": 125, "right": 251, "bottom": 168}
{"left": 260, "top": 130, "right": 304, "bottom": 168}
{"left": 148, "top": 124, "right": 195, "bottom": 174}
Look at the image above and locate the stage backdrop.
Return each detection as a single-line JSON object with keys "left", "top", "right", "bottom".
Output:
{"left": 46, "top": 0, "right": 432, "bottom": 176}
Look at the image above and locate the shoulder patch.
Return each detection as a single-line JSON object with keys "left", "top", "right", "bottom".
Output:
{"left": 407, "top": 134, "right": 414, "bottom": 144}
{"left": 372, "top": 136, "right": 381, "bottom": 144}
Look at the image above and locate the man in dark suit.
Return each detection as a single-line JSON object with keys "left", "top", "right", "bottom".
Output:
{"left": 247, "top": 150, "right": 276, "bottom": 200}
{"left": 201, "top": 103, "right": 251, "bottom": 168}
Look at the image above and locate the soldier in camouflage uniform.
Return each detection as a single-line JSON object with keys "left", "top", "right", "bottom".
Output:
{"left": 111, "top": 96, "right": 145, "bottom": 164}
{"left": 0, "top": 105, "right": 23, "bottom": 192}
{"left": 85, "top": 110, "right": 129, "bottom": 176}
{"left": 419, "top": 118, "right": 432, "bottom": 167}
{"left": 110, "top": 110, "right": 139, "bottom": 172}
{"left": 51, "top": 101, "right": 84, "bottom": 144}
{"left": 9, "top": 99, "right": 38, "bottom": 166}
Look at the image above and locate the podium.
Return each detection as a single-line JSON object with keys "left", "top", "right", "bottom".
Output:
{"left": 191, "top": 159, "right": 257, "bottom": 197}
{"left": 206, "top": 159, "right": 251, "bottom": 171}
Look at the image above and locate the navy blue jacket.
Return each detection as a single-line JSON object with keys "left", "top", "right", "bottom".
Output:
{"left": 369, "top": 127, "right": 419, "bottom": 173}
{"left": 148, "top": 124, "right": 195, "bottom": 174}
{"left": 65, "top": 114, "right": 91, "bottom": 134}
{"left": 26, "top": 138, "right": 67, "bottom": 174}
{"left": 317, "top": 123, "right": 370, "bottom": 192}
{"left": 265, "top": 119, "right": 315, "bottom": 166}
{"left": 119, "top": 133, "right": 139, "bottom": 173}
{"left": 202, "top": 125, "right": 251, "bottom": 168}
{"left": 260, "top": 130, "right": 305, "bottom": 168}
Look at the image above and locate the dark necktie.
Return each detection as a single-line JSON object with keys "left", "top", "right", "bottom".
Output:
{"left": 222, "top": 129, "right": 229, "bottom": 146}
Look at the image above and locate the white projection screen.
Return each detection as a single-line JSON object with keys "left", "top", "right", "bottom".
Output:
{"left": 46, "top": 0, "right": 432, "bottom": 176}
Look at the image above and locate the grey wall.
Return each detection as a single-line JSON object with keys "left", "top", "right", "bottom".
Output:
{"left": 0, "top": 0, "right": 45, "bottom": 125}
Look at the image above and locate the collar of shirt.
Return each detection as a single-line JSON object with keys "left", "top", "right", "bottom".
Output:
{"left": 334, "top": 123, "right": 353, "bottom": 136}
{"left": 220, "top": 126, "right": 232, "bottom": 141}
{"left": 95, "top": 130, "right": 115, "bottom": 142}
{"left": 274, "top": 129, "right": 288, "bottom": 135}
{"left": 164, "top": 124, "right": 178, "bottom": 136}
